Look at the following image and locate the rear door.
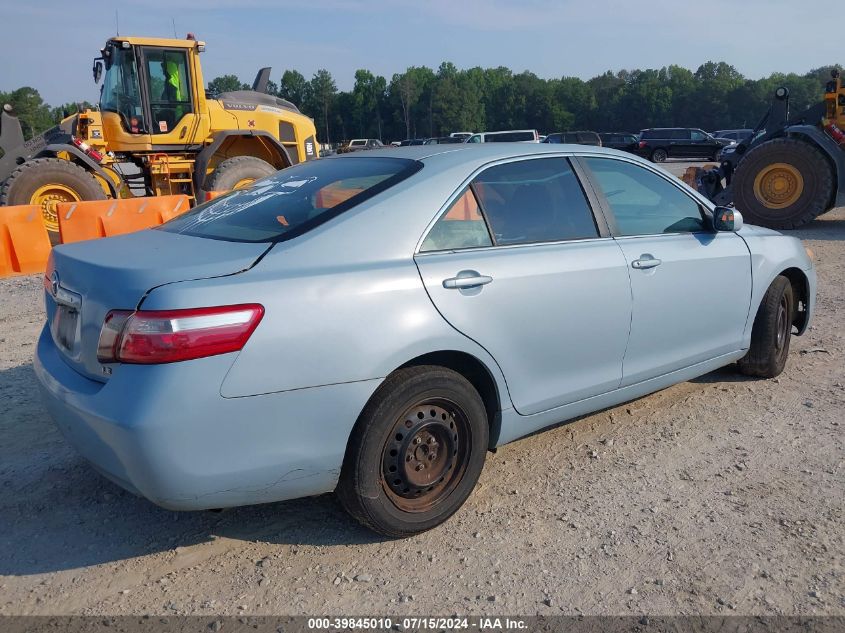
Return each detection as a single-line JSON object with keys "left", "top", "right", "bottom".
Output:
{"left": 414, "top": 156, "right": 632, "bottom": 415}
{"left": 669, "top": 129, "right": 692, "bottom": 158}
{"left": 579, "top": 156, "right": 752, "bottom": 385}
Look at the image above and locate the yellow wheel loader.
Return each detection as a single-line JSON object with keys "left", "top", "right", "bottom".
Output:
{"left": 0, "top": 35, "right": 319, "bottom": 241}
{"left": 697, "top": 69, "right": 845, "bottom": 229}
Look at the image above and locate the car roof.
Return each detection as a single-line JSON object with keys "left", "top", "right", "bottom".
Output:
{"left": 324, "top": 142, "right": 644, "bottom": 174}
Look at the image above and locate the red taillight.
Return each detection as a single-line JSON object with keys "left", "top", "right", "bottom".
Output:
{"left": 638, "top": 140, "right": 647, "bottom": 149}
{"left": 97, "top": 304, "right": 264, "bottom": 364}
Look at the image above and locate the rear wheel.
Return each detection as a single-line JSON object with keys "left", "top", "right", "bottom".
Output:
{"left": 0, "top": 158, "right": 107, "bottom": 243}
{"left": 337, "top": 366, "right": 489, "bottom": 537}
{"left": 738, "top": 276, "right": 794, "bottom": 378}
{"left": 732, "top": 138, "right": 834, "bottom": 229}
{"left": 651, "top": 148, "right": 668, "bottom": 163}
{"left": 204, "top": 156, "right": 277, "bottom": 192}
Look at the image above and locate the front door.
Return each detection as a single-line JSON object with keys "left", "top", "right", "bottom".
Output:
{"left": 414, "top": 157, "right": 632, "bottom": 415}
{"left": 580, "top": 156, "right": 752, "bottom": 385}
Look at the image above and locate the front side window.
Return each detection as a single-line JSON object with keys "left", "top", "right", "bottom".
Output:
{"left": 466, "top": 135, "right": 482, "bottom": 143}
{"left": 161, "top": 157, "right": 421, "bottom": 242}
{"left": 143, "top": 48, "right": 193, "bottom": 134}
{"left": 671, "top": 129, "right": 691, "bottom": 140}
{"left": 472, "top": 158, "right": 598, "bottom": 245}
{"left": 583, "top": 157, "right": 705, "bottom": 236}
{"left": 420, "top": 188, "right": 493, "bottom": 252}
{"left": 100, "top": 45, "right": 144, "bottom": 133}
{"left": 691, "top": 130, "right": 707, "bottom": 141}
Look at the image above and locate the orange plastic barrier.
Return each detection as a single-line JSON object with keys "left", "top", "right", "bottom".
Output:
{"left": 57, "top": 195, "right": 190, "bottom": 244}
{"left": 0, "top": 205, "right": 52, "bottom": 277}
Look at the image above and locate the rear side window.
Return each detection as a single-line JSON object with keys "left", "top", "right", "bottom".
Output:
{"left": 670, "top": 129, "right": 690, "bottom": 140}
{"left": 473, "top": 158, "right": 598, "bottom": 245}
{"left": 583, "top": 157, "right": 705, "bottom": 236}
{"left": 640, "top": 130, "right": 657, "bottom": 140}
{"left": 420, "top": 188, "right": 492, "bottom": 252}
{"left": 161, "top": 157, "right": 421, "bottom": 243}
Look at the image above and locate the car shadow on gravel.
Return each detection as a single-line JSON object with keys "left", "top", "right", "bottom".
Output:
{"left": 0, "top": 363, "right": 386, "bottom": 577}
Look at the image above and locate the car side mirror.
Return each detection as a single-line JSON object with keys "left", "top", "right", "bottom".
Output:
{"left": 713, "top": 207, "right": 743, "bottom": 232}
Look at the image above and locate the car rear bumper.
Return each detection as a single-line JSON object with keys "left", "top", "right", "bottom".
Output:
{"left": 34, "top": 325, "right": 381, "bottom": 510}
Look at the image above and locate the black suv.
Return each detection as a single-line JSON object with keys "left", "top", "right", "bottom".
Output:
{"left": 599, "top": 132, "right": 639, "bottom": 153}
{"left": 635, "top": 128, "right": 730, "bottom": 162}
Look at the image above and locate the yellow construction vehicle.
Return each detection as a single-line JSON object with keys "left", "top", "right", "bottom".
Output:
{"left": 698, "top": 69, "right": 845, "bottom": 229}
{"left": 0, "top": 34, "right": 319, "bottom": 240}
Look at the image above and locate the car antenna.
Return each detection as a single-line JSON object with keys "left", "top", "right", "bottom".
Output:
{"left": 172, "top": 17, "right": 177, "bottom": 38}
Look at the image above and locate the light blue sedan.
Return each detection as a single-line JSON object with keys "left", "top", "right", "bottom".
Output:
{"left": 35, "top": 145, "right": 816, "bottom": 537}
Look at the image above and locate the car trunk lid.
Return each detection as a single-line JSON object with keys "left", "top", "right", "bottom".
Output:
{"left": 45, "top": 229, "right": 270, "bottom": 382}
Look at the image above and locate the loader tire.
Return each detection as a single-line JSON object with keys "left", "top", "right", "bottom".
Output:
{"left": 732, "top": 138, "right": 834, "bottom": 230}
{"left": 1, "top": 158, "right": 106, "bottom": 244}
{"left": 204, "top": 156, "right": 277, "bottom": 193}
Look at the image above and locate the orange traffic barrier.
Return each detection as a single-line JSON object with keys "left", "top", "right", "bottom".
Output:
{"left": 57, "top": 195, "right": 190, "bottom": 244}
{"left": 0, "top": 205, "right": 52, "bottom": 277}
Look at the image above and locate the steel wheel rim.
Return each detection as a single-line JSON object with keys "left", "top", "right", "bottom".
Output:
{"left": 753, "top": 162, "right": 804, "bottom": 209}
{"left": 31, "top": 184, "right": 79, "bottom": 232}
{"left": 381, "top": 399, "right": 470, "bottom": 513}
{"left": 775, "top": 294, "right": 789, "bottom": 352}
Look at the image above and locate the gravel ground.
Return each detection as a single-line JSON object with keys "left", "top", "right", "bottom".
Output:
{"left": 0, "top": 161, "right": 842, "bottom": 616}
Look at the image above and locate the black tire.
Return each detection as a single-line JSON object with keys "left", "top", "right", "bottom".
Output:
{"left": 337, "top": 365, "right": 489, "bottom": 538}
{"left": 204, "top": 156, "right": 277, "bottom": 192}
{"left": 738, "top": 276, "right": 794, "bottom": 378}
{"left": 0, "top": 158, "right": 106, "bottom": 244}
{"left": 732, "top": 138, "right": 834, "bottom": 230}
{"left": 651, "top": 148, "right": 668, "bottom": 163}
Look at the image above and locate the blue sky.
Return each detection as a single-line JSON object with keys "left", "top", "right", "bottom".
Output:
{"left": 1, "top": 0, "right": 838, "bottom": 106}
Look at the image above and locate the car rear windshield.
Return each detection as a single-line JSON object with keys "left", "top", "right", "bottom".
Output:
{"left": 159, "top": 157, "right": 421, "bottom": 243}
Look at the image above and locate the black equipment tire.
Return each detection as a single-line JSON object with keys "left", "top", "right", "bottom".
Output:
{"left": 731, "top": 138, "right": 834, "bottom": 229}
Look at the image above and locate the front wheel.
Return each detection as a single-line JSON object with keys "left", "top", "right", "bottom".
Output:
{"left": 738, "top": 275, "right": 794, "bottom": 378}
{"left": 0, "top": 157, "right": 107, "bottom": 243}
{"left": 337, "top": 366, "right": 489, "bottom": 537}
{"left": 204, "top": 156, "right": 277, "bottom": 192}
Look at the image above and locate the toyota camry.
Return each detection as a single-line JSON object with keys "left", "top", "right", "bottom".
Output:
{"left": 35, "top": 144, "right": 816, "bottom": 536}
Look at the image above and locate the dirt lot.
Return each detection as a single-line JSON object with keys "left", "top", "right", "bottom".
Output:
{"left": 0, "top": 161, "right": 842, "bottom": 616}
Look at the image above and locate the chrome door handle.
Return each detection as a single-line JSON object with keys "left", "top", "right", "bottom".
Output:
{"left": 443, "top": 274, "right": 493, "bottom": 289}
{"left": 631, "top": 256, "right": 662, "bottom": 269}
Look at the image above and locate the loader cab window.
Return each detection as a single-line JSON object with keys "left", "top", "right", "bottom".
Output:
{"left": 100, "top": 45, "right": 144, "bottom": 133}
{"left": 142, "top": 48, "right": 193, "bottom": 134}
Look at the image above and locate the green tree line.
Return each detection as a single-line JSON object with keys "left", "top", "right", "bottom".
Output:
{"left": 3, "top": 61, "right": 840, "bottom": 144}
{"left": 266, "top": 61, "right": 841, "bottom": 143}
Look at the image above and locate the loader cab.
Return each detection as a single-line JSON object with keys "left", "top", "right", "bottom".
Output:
{"left": 96, "top": 36, "right": 209, "bottom": 150}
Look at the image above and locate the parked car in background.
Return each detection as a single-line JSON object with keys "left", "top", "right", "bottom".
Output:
{"left": 465, "top": 130, "right": 539, "bottom": 143}
{"left": 636, "top": 128, "right": 731, "bottom": 162}
{"left": 711, "top": 129, "right": 755, "bottom": 143}
{"left": 399, "top": 139, "right": 426, "bottom": 146}
{"left": 36, "top": 144, "right": 815, "bottom": 537}
{"left": 544, "top": 131, "right": 602, "bottom": 146}
{"left": 337, "top": 138, "right": 384, "bottom": 154}
{"left": 599, "top": 132, "right": 640, "bottom": 153}
{"left": 449, "top": 132, "right": 474, "bottom": 140}
{"left": 423, "top": 137, "right": 465, "bottom": 144}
